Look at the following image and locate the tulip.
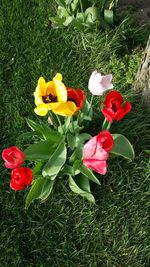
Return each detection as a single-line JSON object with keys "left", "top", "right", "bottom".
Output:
{"left": 10, "top": 167, "right": 32, "bottom": 190}
{"left": 83, "top": 130, "right": 114, "bottom": 175}
{"left": 67, "top": 87, "right": 86, "bottom": 113}
{"left": 101, "top": 90, "right": 132, "bottom": 123}
{"left": 2, "top": 146, "right": 25, "bottom": 169}
{"left": 34, "top": 73, "right": 77, "bottom": 116}
{"left": 88, "top": 70, "right": 113, "bottom": 96}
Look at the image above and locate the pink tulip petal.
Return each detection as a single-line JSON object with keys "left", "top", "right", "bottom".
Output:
{"left": 83, "top": 159, "right": 107, "bottom": 175}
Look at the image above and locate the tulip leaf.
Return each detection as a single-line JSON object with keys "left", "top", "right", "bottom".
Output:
{"left": 73, "top": 161, "right": 100, "bottom": 185}
{"left": 75, "top": 173, "right": 91, "bottom": 193}
{"left": 69, "top": 176, "right": 95, "bottom": 203}
{"left": 26, "top": 119, "right": 61, "bottom": 142}
{"left": 111, "top": 134, "right": 135, "bottom": 160}
{"left": 104, "top": 9, "right": 114, "bottom": 26}
{"left": 79, "top": 99, "right": 93, "bottom": 122}
{"left": 24, "top": 140, "right": 58, "bottom": 161}
{"left": 25, "top": 177, "right": 54, "bottom": 209}
{"left": 69, "top": 147, "right": 83, "bottom": 163}
{"left": 42, "top": 141, "right": 67, "bottom": 180}
{"left": 55, "top": 0, "right": 66, "bottom": 8}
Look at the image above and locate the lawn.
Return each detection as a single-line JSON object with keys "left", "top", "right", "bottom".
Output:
{"left": 0, "top": 1, "right": 150, "bottom": 266}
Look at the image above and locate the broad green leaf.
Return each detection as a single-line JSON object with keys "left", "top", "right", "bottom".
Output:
{"left": 24, "top": 140, "right": 57, "bottom": 161}
{"left": 111, "top": 134, "right": 135, "bottom": 160}
{"left": 69, "top": 147, "right": 83, "bottom": 163}
{"left": 63, "top": 16, "right": 74, "bottom": 26}
{"left": 55, "top": 0, "right": 66, "bottom": 8}
{"left": 58, "top": 164, "right": 74, "bottom": 177}
{"left": 42, "top": 141, "right": 67, "bottom": 180}
{"left": 57, "top": 6, "right": 69, "bottom": 18}
{"left": 76, "top": 133, "right": 91, "bottom": 145}
{"left": 73, "top": 160, "right": 100, "bottom": 185}
{"left": 75, "top": 173, "right": 91, "bottom": 193}
{"left": 26, "top": 119, "right": 61, "bottom": 142}
{"left": 104, "top": 9, "right": 114, "bottom": 26}
{"left": 17, "top": 131, "right": 40, "bottom": 140}
{"left": 50, "top": 16, "right": 66, "bottom": 27}
{"left": 32, "top": 162, "right": 43, "bottom": 175}
{"left": 69, "top": 176, "right": 95, "bottom": 203}
{"left": 25, "top": 177, "right": 54, "bottom": 209}
{"left": 85, "top": 7, "right": 100, "bottom": 23}
{"left": 67, "top": 133, "right": 76, "bottom": 150}
{"left": 66, "top": 0, "right": 73, "bottom": 5}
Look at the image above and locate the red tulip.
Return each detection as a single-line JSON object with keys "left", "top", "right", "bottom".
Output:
{"left": 67, "top": 87, "right": 86, "bottom": 113}
{"left": 83, "top": 130, "right": 114, "bottom": 175}
{"left": 101, "top": 90, "right": 132, "bottom": 123}
{"left": 10, "top": 167, "right": 32, "bottom": 190}
{"left": 2, "top": 146, "right": 25, "bottom": 169}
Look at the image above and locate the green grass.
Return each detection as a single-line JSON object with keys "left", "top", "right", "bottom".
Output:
{"left": 1, "top": 0, "right": 150, "bottom": 266}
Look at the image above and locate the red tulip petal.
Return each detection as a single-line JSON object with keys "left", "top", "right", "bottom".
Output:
{"left": 104, "top": 90, "right": 124, "bottom": 106}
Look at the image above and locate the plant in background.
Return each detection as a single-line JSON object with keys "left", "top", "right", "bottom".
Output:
{"left": 2, "top": 70, "right": 134, "bottom": 208}
{"left": 50, "top": 0, "right": 118, "bottom": 31}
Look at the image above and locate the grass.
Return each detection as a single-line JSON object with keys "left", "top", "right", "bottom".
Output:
{"left": 1, "top": 0, "right": 150, "bottom": 266}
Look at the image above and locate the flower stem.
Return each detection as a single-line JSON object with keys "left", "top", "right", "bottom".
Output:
{"left": 102, "top": 118, "right": 111, "bottom": 131}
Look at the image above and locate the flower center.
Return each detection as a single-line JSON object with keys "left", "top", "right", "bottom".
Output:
{"left": 42, "top": 94, "right": 57, "bottom": 103}
{"left": 112, "top": 103, "right": 117, "bottom": 112}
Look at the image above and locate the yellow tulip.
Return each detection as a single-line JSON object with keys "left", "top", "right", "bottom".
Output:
{"left": 34, "top": 73, "right": 77, "bottom": 116}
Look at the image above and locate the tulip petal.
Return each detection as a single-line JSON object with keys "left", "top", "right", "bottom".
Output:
{"left": 53, "top": 73, "right": 67, "bottom": 102}
{"left": 34, "top": 102, "right": 61, "bottom": 116}
{"left": 83, "top": 159, "right": 107, "bottom": 175}
{"left": 52, "top": 101, "right": 77, "bottom": 116}
{"left": 36, "top": 77, "right": 47, "bottom": 96}
{"left": 101, "top": 74, "right": 113, "bottom": 90}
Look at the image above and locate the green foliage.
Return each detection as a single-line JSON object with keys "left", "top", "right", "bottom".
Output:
{"left": 111, "top": 134, "right": 135, "bottom": 160}
{"left": 50, "top": 0, "right": 118, "bottom": 31}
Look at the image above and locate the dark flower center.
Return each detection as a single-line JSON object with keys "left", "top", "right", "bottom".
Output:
{"left": 42, "top": 94, "right": 57, "bottom": 103}
{"left": 112, "top": 103, "right": 117, "bottom": 112}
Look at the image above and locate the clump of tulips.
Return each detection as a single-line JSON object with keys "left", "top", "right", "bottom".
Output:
{"left": 2, "top": 71, "right": 134, "bottom": 208}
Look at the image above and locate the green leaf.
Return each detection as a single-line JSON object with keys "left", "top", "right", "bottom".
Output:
{"left": 69, "top": 147, "right": 83, "bottom": 163}
{"left": 26, "top": 119, "right": 61, "bottom": 142}
{"left": 76, "top": 133, "right": 91, "bottom": 145}
{"left": 75, "top": 173, "right": 91, "bottom": 193}
{"left": 67, "top": 133, "right": 76, "bottom": 150}
{"left": 69, "top": 176, "right": 95, "bottom": 203}
{"left": 24, "top": 140, "right": 57, "bottom": 161}
{"left": 32, "top": 162, "right": 43, "bottom": 175}
{"left": 55, "top": 0, "right": 66, "bottom": 8}
{"left": 85, "top": 7, "right": 100, "bottom": 23}
{"left": 57, "top": 6, "right": 69, "bottom": 18}
{"left": 104, "top": 9, "right": 114, "bottom": 26}
{"left": 25, "top": 178, "right": 54, "bottom": 209}
{"left": 50, "top": 16, "right": 66, "bottom": 27}
{"left": 58, "top": 164, "right": 74, "bottom": 177}
{"left": 111, "top": 134, "right": 135, "bottom": 160}
{"left": 42, "top": 141, "right": 67, "bottom": 180}
{"left": 79, "top": 99, "right": 93, "bottom": 122}
{"left": 73, "top": 161, "right": 101, "bottom": 185}
{"left": 63, "top": 16, "right": 74, "bottom": 26}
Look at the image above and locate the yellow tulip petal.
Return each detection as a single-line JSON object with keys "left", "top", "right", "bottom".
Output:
{"left": 34, "top": 92, "right": 44, "bottom": 106}
{"left": 54, "top": 73, "right": 62, "bottom": 81}
{"left": 46, "top": 81, "right": 56, "bottom": 96}
{"left": 53, "top": 73, "right": 67, "bottom": 102}
{"left": 34, "top": 105, "right": 49, "bottom": 116}
{"left": 36, "top": 77, "right": 47, "bottom": 96}
{"left": 52, "top": 101, "right": 77, "bottom": 116}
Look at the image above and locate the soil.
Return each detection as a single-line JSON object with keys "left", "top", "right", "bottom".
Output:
{"left": 118, "top": 0, "right": 150, "bottom": 24}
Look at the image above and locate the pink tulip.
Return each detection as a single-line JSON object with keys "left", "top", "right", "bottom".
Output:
{"left": 88, "top": 70, "right": 113, "bottom": 96}
{"left": 83, "top": 131, "right": 114, "bottom": 175}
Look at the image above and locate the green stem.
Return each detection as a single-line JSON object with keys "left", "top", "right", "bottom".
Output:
{"left": 102, "top": 118, "right": 111, "bottom": 131}
{"left": 90, "top": 95, "right": 94, "bottom": 106}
